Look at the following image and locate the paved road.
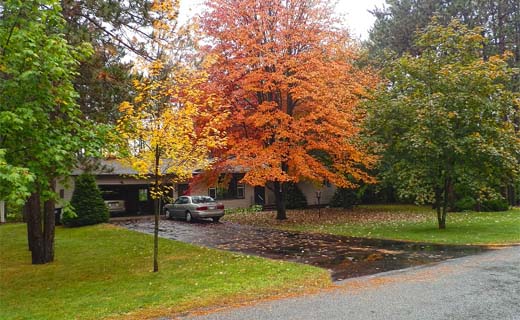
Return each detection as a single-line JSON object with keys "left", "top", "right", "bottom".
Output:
{"left": 179, "top": 246, "right": 520, "bottom": 320}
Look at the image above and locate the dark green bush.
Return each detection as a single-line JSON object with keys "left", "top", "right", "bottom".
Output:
{"left": 62, "top": 173, "right": 109, "bottom": 227}
{"left": 330, "top": 188, "right": 359, "bottom": 209}
{"left": 285, "top": 183, "right": 308, "bottom": 209}
{"left": 480, "top": 198, "right": 509, "bottom": 212}
{"left": 454, "top": 196, "right": 476, "bottom": 212}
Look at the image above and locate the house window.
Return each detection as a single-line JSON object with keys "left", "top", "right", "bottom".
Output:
{"left": 138, "top": 188, "right": 148, "bottom": 201}
{"left": 208, "top": 174, "right": 246, "bottom": 200}
{"left": 208, "top": 187, "right": 217, "bottom": 199}
{"left": 59, "top": 189, "right": 65, "bottom": 199}
{"left": 236, "top": 184, "right": 245, "bottom": 199}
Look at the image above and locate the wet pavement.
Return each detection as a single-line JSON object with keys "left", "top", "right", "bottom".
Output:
{"left": 113, "top": 218, "right": 489, "bottom": 281}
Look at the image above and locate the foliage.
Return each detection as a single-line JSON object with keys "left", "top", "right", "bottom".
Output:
{"left": 285, "top": 183, "right": 308, "bottom": 209}
{"left": 116, "top": 0, "right": 225, "bottom": 272}
{"left": 200, "top": 0, "right": 379, "bottom": 220}
{"left": 330, "top": 188, "right": 359, "bottom": 209}
{"left": 454, "top": 196, "right": 477, "bottom": 212}
{"left": 0, "top": 0, "right": 108, "bottom": 263}
{"left": 61, "top": 0, "right": 154, "bottom": 123}
{"left": 480, "top": 198, "right": 509, "bottom": 212}
{"left": 224, "top": 205, "right": 263, "bottom": 215}
{"left": 366, "top": 19, "right": 520, "bottom": 229}
{"left": 117, "top": 0, "right": 225, "bottom": 200}
{"left": 62, "top": 174, "right": 109, "bottom": 227}
{"left": 368, "top": 0, "right": 520, "bottom": 77}
{"left": 0, "top": 224, "right": 329, "bottom": 319}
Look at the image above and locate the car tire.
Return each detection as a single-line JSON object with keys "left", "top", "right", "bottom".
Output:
{"left": 164, "top": 210, "right": 171, "bottom": 220}
{"left": 212, "top": 216, "right": 221, "bottom": 223}
{"left": 185, "top": 211, "right": 192, "bottom": 222}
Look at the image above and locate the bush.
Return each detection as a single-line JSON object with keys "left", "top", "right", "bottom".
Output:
{"left": 454, "top": 196, "right": 476, "bottom": 212}
{"left": 285, "top": 183, "right": 307, "bottom": 209}
{"left": 330, "top": 188, "right": 359, "bottom": 209}
{"left": 480, "top": 198, "right": 509, "bottom": 212}
{"left": 62, "top": 174, "right": 109, "bottom": 227}
{"left": 225, "top": 205, "right": 263, "bottom": 215}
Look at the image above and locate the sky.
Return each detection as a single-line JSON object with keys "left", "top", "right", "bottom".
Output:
{"left": 179, "top": 0, "right": 387, "bottom": 40}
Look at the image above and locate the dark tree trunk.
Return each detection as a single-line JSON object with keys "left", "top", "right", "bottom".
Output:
{"left": 273, "top": 181, "right": 287, "bottom": 220}
{"left": 26, "top": 192, "right": 45, "bottom": 264}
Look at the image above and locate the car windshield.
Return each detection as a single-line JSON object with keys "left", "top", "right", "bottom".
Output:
{"left": 191, "top": 196, "right": 216, "bottom": 204}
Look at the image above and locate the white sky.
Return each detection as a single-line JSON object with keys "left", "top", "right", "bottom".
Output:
{"left": 179, "top": 0, "right": 387, "bottom": 40}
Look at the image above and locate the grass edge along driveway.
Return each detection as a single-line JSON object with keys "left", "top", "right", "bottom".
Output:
{"left": 225, "top": 205, "right": 520, "bottom": 245}
{"left": 0, "top": 223, "right": 330, "bottom": 320}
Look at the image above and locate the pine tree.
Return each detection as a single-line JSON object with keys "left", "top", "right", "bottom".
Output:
{"left": 63, "top": 174, "right": 109, "bottom": 227}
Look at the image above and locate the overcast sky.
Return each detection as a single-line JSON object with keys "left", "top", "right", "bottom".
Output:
{"left": 179, "top": 0, "right": 387, "bottom": 40}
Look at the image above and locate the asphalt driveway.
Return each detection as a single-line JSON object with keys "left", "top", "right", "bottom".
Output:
{"left": 114, "top": 217, "right": 487, "bottom": 281}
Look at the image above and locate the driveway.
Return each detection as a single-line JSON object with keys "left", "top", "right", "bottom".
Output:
{"left": 114, "top": 218, "right": 487, "bottom": 281}
{"left": 178, "top": 246, "right": 520, "bottom": 320}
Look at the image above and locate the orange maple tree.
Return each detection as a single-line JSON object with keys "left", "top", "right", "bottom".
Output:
{"left": 199, "top": 0, "right": 378, "bottom": 219}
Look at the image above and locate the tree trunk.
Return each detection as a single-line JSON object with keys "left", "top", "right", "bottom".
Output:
{"left": 273, "top": 181, "right": 287, "bottom": 220}
{"left": 26, "top": 192, "right": 45, "bottom": 264}
{"left": 153, "top": 146, "right": 160, "bottom": 272}
{"left": 153, "top": 197, "right": 160, "bottom": 272}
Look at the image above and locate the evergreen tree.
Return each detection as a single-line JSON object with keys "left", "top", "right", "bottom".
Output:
{"left": 63, "top": 174, "right": 109, "bottom": 227}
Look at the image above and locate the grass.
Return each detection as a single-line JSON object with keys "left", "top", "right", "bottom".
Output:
{"left": 225, "top": 205, "right": 520, "bottom": 245}
{"left": 0, "top": 224, "right": 330, "bottom": 320}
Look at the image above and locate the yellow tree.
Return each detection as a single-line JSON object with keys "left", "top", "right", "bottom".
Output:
{"left": 116, "top": 0, "right": 225, "bottom": 272}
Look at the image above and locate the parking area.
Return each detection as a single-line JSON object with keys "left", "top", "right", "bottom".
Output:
{"left": 113, "top": 218, "right": 488, "bottom": 281}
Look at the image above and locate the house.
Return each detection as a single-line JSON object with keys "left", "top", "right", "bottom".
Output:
{"left": 57, "top": 160, "right": 336, "bottom": 215}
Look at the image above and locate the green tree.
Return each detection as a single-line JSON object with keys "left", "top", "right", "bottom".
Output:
{"left": 62, "top": 174, "right": 109, "bottom": 227}
{"left": 367, "top": 19, "right": 520, "bottom": 229}
{"left": 0, "top": 0, "right": 105, "bottom": 263}
{"left": 368, "top": 0, "right": 520, "bottom": 73}
{"left": 60, "top": 0, "right": 154, "bottom": 124}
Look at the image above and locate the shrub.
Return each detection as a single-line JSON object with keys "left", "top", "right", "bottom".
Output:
{"left": 225, "top": 205, "right": 263, "bottom": 215}
{"left": 454, "top": 196, "right": 477, "bottom": 212}
{"left": 480, "top": 198, "right": 509, "bottom": 212}
{"left": 285, "top": 183, "right": 307, "bottom": 209}
{"left": 62, "top": 173, "right": 109, "bottom": 227}
{"left": 330, "top": 188, "right": 358, "bottom": 209}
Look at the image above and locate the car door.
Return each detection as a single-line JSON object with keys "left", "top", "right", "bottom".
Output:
{"left": 173, "top": 196, "right": 189, "bottom": 218}
{"left": 171, "top": 197, "right": 184, "bottom": 218}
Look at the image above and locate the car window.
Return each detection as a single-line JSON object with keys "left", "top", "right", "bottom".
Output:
{"left": 175, "top": 197, "right": 189, "bottom": 204}
{"left": 191, "top": 196, "right": 216, "bottom": 204}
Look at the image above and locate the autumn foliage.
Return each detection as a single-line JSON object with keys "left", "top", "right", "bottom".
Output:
{"left": 200, "top": 0, "right": 378, "bottom": 219}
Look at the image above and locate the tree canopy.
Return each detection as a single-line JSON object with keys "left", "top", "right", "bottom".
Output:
{"left": 367, "top": 19, "right": 520, "bottom": 229}
{"left": 0, "top": 0, "right": 107, "bottom": 263}
{"left": 200, "top": 0, "right": 378, "bottom": 219}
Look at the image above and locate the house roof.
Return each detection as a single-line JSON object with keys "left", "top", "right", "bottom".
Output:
{"left": 72, "top": 159, "right": 138, "bottom": 176}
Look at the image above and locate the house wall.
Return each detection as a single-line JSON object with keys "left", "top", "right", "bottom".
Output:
{"left": 58, "top": 174, "right": 337, "bottom": 212}
{"left": 263, "top": 181, "right": 336, "bottom": 207}
{"left": 189, "top": 181, "right": 255, "bottom": 208}
{"left": 298, "top": 181, "right": 336, "bottom": 206}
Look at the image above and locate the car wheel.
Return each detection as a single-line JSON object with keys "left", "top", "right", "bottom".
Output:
{"left": 212, "top": 216, "right": 221, "bottom": 223}
{"left": 185, "top": 211, "right": 192, "bottom": 222}
{"left": 164, "top": 210, "right": 171, "bottom": 219}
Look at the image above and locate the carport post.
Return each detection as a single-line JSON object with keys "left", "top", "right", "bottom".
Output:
{"left": 0, "top": 200, "right": 5, "bottom": 223}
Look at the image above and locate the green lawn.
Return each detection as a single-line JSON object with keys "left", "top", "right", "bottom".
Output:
{"left": 0, "top": 224, "right": 330, "bottom": 320}
{"left": 226, "top": 205, "right": 520, "bottom": 245}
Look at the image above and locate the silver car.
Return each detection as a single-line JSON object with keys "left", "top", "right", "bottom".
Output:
{"left": 163, "top": 196, "right": 224, "bottom": 222}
